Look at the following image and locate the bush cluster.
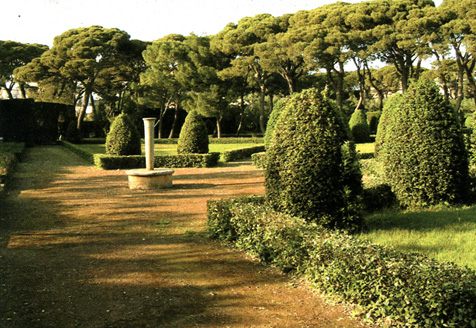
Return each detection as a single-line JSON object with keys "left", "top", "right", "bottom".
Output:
{"left": 177, "top": 110, "right": 209, "bottom": 154}
{"left": 207, "top": 197, "right": 476, "bottom": 328}
{"left": 265, "top": 88, "right": 363, "bottom": 231}
{"left": 106, "top": 113, "right": 141, "bottom": 156}
{"left": 222, "top": 146, "right": 265, "bottom": 162}
{"left": 349, "top": 109, "right": 371, "bottom": 143}
{"left": 380, "top": 79, "right": 469, "bottom": 208}
{"left": 374, "top": 93, "right": 402, "bottom": 158}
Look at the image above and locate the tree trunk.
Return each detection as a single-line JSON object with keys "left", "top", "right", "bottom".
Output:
{"left": 463, "top": 59, "right": 476, "bottom": 107}
{"left": 259, "top": 84, "right": 266, "bottom": 134}
{"left": 235, "top": 93, "right": 246, "bottom": 137}
{"left": 216, "top": 116, "right": 222, "bottom": 139}
{"left": 365, "top": 63, "right": 384, "bottom": 112}
{"left": 77, "top": 90, "right": 91, "bottom": 133}
{"left": 168, "top": 106, "right": 180, "bottom": 139}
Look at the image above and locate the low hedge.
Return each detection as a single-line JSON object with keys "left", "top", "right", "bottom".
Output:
{"left": 155, "top": 137, "right": 264, "bottom": 145}
{"left": 62, "top": 141, "right": 219, "bottom": 169}
{"left": 61, "top": 141, "right": 95, "bottom": 163}
{"left": 222, "top": 145, "right": 265, "bottom": 162}
{"left": 251, "top": 152, "right": 267, "bottom": 169}
{"left": 207, "top": 197, "right": 476, "bottom": 328}
{"left": 0, "top": 142, "right": 25, "bottom": 185}
{"left": 95, "top": 153, "right": 220, "bottom": 169}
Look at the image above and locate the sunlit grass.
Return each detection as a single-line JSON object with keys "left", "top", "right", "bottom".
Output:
{"left": 355, "top": 142, "right": 374, "bottom": 155}
{"left": 360, "top": 206, "right": 476, "bottom": 270}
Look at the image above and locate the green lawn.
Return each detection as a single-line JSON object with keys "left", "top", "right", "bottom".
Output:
{"left": 355, "top": 142, "right": 375, "bottom": 155}
{"left": 360, "top": 205, "right": 476, "bottom": 270}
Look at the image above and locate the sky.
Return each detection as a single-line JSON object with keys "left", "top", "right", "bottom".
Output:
{"left": 1, "top": 0, "right": 443, "bottom": 47}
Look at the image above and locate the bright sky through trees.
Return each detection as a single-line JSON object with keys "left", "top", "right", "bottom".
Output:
{"left": 2, "top": 0, "right": 443, "bottom": 47}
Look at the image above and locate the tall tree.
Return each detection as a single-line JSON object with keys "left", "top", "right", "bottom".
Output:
{"left": 0, "top": 41, "right": 48, "bottom": 99}
{"left": 370, "top": 0, "right": 435, "bottom": 92}
{"left": 15, "top": 26, "right": 135, "bottom": 132}
{"left": 211, "top": 14, "right": 288, "bottom": 133}
{"left": 140, "top": 34, "right": 193, "bottom": 138}
{"left": 437, "top": 0, "right": 476, "bottom": 107}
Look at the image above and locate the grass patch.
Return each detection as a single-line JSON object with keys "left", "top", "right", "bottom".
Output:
{"left": 360, "top": 206, "right": 476, "bottom": 270}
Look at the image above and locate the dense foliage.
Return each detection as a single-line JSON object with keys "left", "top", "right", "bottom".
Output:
{"left": 374, "top": 94, "right": 403, "bottom": 157}
{"left": 207, "top": 196, "right": 476, "bottom": 328}
{"left": 381, "top": 79, "right": 469, "bottom": 208}
{"left": 264, "top": 97, "right": 289, "bottom": 149}
{"left": 265, "top": 88, "right": 363, "bottom": 231}
{"left": 348, "top": 109, "right": 371, "bottom": 143}
{"left": 105, "top": 113, "right": 141, "bottom": 156}
{"left": 177, "top": 110, "right": 209, "bottom": 154}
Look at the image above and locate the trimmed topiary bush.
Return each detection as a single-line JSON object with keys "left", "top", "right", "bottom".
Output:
{"left": 349, "top": 109, "right": 371, "bottom": 143}
{"left": 265, "top": 88, "right": 363, "bottom": 231}
{"left": 381, "top": 79, "right": 469, "bottom": 208}
{"left": 264, "top": 97, "right": 289, "bottom": 150}
{"left": 106, "top": 113, "right": 141, "bottom": 156}
{"left": 64, "top": 121, "right": 81, "bottom": 144}
{"left": 374, "top": 93, "right": 402, "bottom": 158}
{"left": 177, "top": 110, "right": 209, "bottom": 154}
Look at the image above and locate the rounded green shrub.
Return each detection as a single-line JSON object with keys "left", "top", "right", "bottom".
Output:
{"left": 349, "top": 109, "right": 371, "bottom": 143}
{"left": 177, "top": 110, "right": 209, "bottom": 154}
{"left": 64, "top": 121, "right": 81, "bottom": 144}
{"left": 374, "top": 93, "right": 402, "bottom": 158}
{"left": 105, "top": 113, "right": 141, "bottom": 156}
{"left": 264, "top": 97, "right": 289, "bottom": 150}
{"left": 265, "top": 88, "right": 363, "bottom": 231}
{"left": 366, "top": 111, "right": 380, "bottom": 135}
{"left": 381, "top": 79, "right": 469, "bottom": 208}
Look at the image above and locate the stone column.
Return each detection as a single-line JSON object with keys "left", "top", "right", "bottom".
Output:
{"left": 143, "top": 118, "right": 156, "bottom": 170}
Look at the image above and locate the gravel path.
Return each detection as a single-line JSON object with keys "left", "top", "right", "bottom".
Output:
{"left": 0, "top": 145, "right": 369, "bottom": 328}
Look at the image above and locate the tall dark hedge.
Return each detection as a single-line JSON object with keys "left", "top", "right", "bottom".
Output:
{"left": 106, "top": 113, "right": 141, "bottom": 156}
{"left": 177, "top": 110, "right": 209, "bottom": 154}
{"left": 381, "top": 79, "right": 469, "bottom": 208}
{"left": 264, "top": 97, "right": 289, "bottom": 149}
{"left": 265, "top": 88, "right": 363, "bottom": 231}
{"left": 349, "top": 109, "right": 371, "bottom": 143}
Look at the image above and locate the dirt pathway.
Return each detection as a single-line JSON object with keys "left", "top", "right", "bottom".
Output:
{"left": 0, "top": 146, "right": 369, "bottom": 328}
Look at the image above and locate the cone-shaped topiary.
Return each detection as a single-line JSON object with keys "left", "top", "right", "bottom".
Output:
{"left": 374, "top": 93, "right": 402, "bottom": 158}
{"left": 106, "top": 113, "right": 141, "bottom": 156}
{"left": 265, "top": 88, "right": 363, "bottom": 232}
{"left": 264, "top": 97, "right": 289, "bottom": 150}
{"left": 177, "top": 110, "right": 209, "bottom": 154}
{"left": 349, "top": 109, "right": 371, "bottom": 143}
{"left": 64, "top": 121, "right": 81, "bottom": 144}
{"left": 381, "top": 79, "right": 469, "bottom": 208}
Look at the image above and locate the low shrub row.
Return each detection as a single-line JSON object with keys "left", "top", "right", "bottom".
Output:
{"left": 0, "top": 142, "right": 25, "bottom": 185}
{"left": 207, "top": 196, "right": 476, "bottom": 328}
{"left": 61, "top": 141, "right": 95, "bottom": 163}
{"left": 222, "top": 145, "right": 265, "bottom": 162}
{"left": 62, "top": 141, "right": 220, "bottom": 169}
{"left": 251, "top": 152, "right": 266, "bottom": 169}
{"left": 155, "top": 137, "right": 264, "bottom": 144}
{"left": 94, "top": 153, "right": 220, "bottom": 169}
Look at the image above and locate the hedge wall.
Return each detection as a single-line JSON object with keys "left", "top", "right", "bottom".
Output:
{"left": 222, "top": 145, "right": 265, "bottom": 162}
{"left": 61, "top": 141, "right": 219, "bottom": 169}
{"left": 207, "top": 197, "right": 476, "bottom": 328}
{"left": 0, "top": 99, "right": 73, "bottom": 145}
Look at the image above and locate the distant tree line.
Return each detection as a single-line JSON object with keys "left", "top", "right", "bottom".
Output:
{"left": 1, "top": 0, "right": 475, "bottom": 137}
